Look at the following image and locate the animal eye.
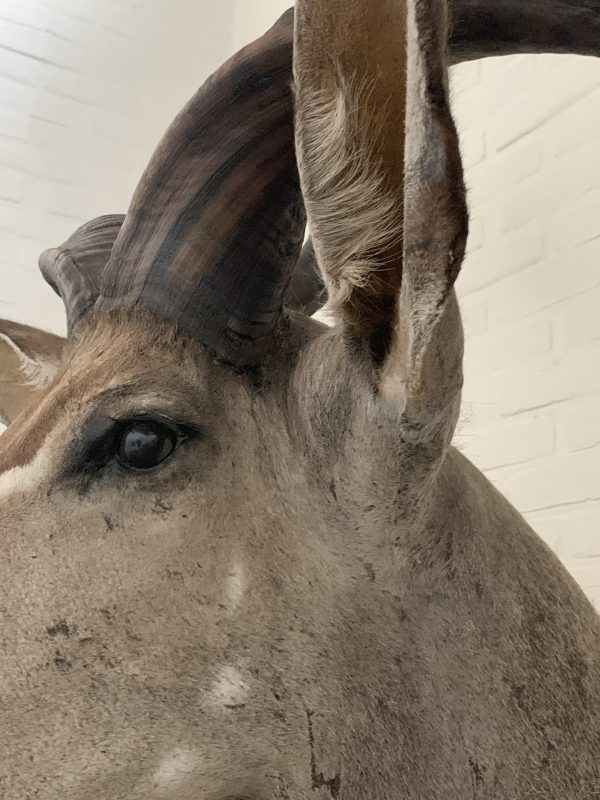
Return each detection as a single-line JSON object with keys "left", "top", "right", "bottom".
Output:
{"left": 116, "top": 421, "right": 177, "bottom": 471}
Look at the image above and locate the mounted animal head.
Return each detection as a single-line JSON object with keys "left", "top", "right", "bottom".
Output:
{"left": 0, "top": 1, "right": 598, "bottom": 799}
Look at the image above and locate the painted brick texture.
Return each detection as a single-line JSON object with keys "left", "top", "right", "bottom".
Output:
{"left": 453, "top": 55, "right": 600, "bottom": 608}
{"left": 0, "top": 0, "right": 234, "bottom": 332}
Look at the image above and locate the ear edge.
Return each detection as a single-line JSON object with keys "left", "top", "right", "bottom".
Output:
{"left": 0, "top": 320, "right": 66, "bottom": 427}
{"left": 0, "top": 333, "right": 61, "bottom": 390}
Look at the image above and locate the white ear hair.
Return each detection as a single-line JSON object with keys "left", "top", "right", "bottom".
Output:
{"left": 0, "top": 333, "right": 60, "bottom": 389}
{"left": 0, "top": 321, "right": 66, "bottom": 426}
{"left": 296, "top": 78, "right": 400, "bottom": 316}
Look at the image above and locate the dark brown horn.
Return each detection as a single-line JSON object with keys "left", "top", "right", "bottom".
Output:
{"left": 39, "top": 215, "right": 124, "bottom": 335}
{"left": 284, "top": 239, "right": 325, "bottom": 315}
{"left": 448, "top": 0, "right": 600, "bottom": 62}
{"left": 95, "top": 9, "right": 304, "bottom": 367}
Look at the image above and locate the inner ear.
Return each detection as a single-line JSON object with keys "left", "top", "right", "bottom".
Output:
{"left": 295, "top": 0, "right": 467, "bottom": 428}
{"left": 0, "top": 320, "right": 65, "bottom": 426}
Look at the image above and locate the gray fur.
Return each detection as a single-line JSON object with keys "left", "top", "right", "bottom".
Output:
{"left": 0, "top": 310, "right": 597, "bottom": 798}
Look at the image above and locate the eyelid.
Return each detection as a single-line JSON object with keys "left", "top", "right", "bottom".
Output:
{"left": 119, "top": 414, "right": 199, "bottom": 442}
{"left": 109, "top": 410, "right": 192, "bottom": 430}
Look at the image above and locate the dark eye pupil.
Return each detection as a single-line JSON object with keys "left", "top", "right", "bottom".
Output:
{"left": 118, "top": 422, "right": 176, "bottom": 470}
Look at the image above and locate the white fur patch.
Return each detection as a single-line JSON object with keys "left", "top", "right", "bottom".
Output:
{"left": 0, "top": 446, "right": 49, "bottom": 498}
{"left": 152, "top": 746, "right": 202, "bottom": 791}
{"left": 208, "top": 664, "right": 248, "bottom": 709}
{"left": 224, "top": 560, "right": 245, "bottom": 612}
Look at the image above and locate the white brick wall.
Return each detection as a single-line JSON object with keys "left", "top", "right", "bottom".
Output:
{"left": 452, "top": 55, "right": 600, "bottom": 608}
{"left": 0, "top": 0, "right": 235, "bottom": 332}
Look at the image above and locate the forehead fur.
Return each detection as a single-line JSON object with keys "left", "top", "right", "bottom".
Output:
{"left": 67, "top": 310, "right": 200, "bottom": 375}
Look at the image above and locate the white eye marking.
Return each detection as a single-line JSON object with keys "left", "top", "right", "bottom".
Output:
{"left": 225, "top": 559, "right": 245, "bottom": 612}
{"left": 152, "top": 746, "right": 202, "bottom": 791}
{"left": 0, "top": 446, "right": 49, "bottom": 498}
{"left": 208, "top": 664, "right": 248, "bottom": 709}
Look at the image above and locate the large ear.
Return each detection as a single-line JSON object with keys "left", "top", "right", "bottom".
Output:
{"left": 294, "top": 0, "right": 468, "bottom": 433}
{"left": 0, "top": 320, "right": 65, "bottom": 426}
{"left": 289, "top": 0, "right": 600, "bottom": 330}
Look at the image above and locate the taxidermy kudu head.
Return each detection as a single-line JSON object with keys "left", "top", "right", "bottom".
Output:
{"left": 0, "top": 1, "right": 599, "bottom": 798}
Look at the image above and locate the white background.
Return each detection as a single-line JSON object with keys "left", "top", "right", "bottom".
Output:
{"left": 0, "top": 0, "right": 598, "bottom": 607}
